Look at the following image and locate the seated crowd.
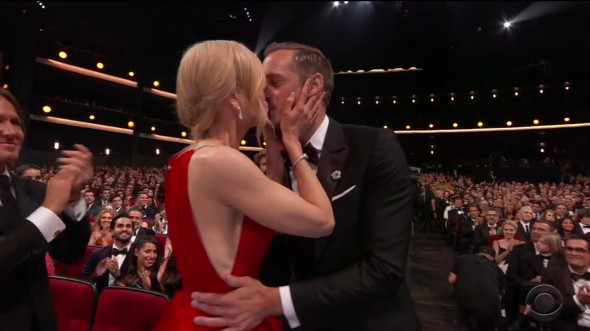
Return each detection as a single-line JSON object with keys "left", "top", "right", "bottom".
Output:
{"left": 418, "top": 172, "right": 590, "bottom": 330}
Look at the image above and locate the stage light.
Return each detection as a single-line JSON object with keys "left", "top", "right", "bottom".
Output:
{"left": 383, "top": 125, "right": 388, "bottom": 129}
{"left": 42, "top": 105, "right": 51, "bottom": 113}
{"left": 156, "top": 148, "right": 160, "bottom": 155}
{"left": 470, "top": 95, "right": 475, "bottom": 100}
{"left": 429, "top": 124, "right": 434, "bottom": 128}
{"left": 539, "top": 89, "right": 544, "bottom": 94}
{"left": 453, "top": 123, "right": 458, "bottom": 128}
{"left": 96, "top": 62, "right": 104, "bottom": 69}
{"left": 430, "top": 98, "right": 434, "bottom": 102}
{"left": 89, "top": 115, "right": 95, "bottom": 120}
{"left": 506, "top": 121, "right": 513, "bottom": 126}
{"left": 181, "top": 131, "right": 187, "bottom": 137}
{"left": 58, "top": 51, "right": 67, "bottom": 59}
{"left": 450, "top": 96, "right": 454, "bottom": 101}
{"left": 241, "top": 139, "right": 247, "bottom": 146}
{"left": 263, "top": 141, "right": 267, "bottom": 146}
{"left": 341, "top": 99, "right": 345, "bottom": 104}
{"left": 533, "top": 119, "right": 540, "bottom": 125}
{"left": 492, "top": 93, "right": 497, "bottom": 98}
{"left": 430, "top": 150, "right": 434, "bottom": 155}
{"left": 504, "top": 21, "right": 511, "bottom": 28}
{"left": 540, "top": 148, "right": 544, "bottom": 153}
{"left": 128, "top": 71, "right": 135, "bottom": 77}
{"left": 564, "top": 117, "right": 570, "bottom": 122}
{"left": 127, "top": 121, "right": 135, "bottom": 128}
{"left": 412, "top": 99, "right": 416, "bottom": 104}
{"left": 333, "top": 1, "right": 340, "bottom": 7}
{"left": 105, "top": 148, "right": 110, "bottom": 156}
{"left": 565, "top": 86, "right": 570, "bottom": 91}
{"left": 2, "top": 84, "right": 8, "bottom": 89}
{"left": 393, "top": 99, "right": 397, "bottom": 104}
{"left": 151, "top": 126, "right": 156, "bottom": 132}
{"left": 357, "top": 100, "right": 361, "bottom": 105}
{"left": 54, "top": 142, "right": 60, "bottom": 150}
{"left": 153, "top": 81, "right": 160, "bottom": 87}
{"left": 406, "top": 125, "right": 411, "bottom": 130}
{"left": 375, "top": 100, "right": 379, "bottom": 105}
{"left": 514, "top": 91, "right": 519, "bottom": 96}
{"left": 477, "top": 122, "right": 484, "bottom": 127}
{"left": 564, "top": 81, "right": 571, "bottom": 91}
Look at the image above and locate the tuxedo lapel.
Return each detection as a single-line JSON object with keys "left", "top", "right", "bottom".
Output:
{"left": 314, "top": 119, "right": 348, "bottom": 259}
{"left": 316, "top": 119, "right": 348, "bottom": 201}
{"left": 561, "top": 269, "right": 575, "bottom": 295}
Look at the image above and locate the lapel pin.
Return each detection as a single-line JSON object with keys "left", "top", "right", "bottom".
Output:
{"left": 331, "top": 170, "right": 341, "bottom": 181}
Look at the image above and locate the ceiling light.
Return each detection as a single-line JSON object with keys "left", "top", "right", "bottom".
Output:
{"left": 383, "top": 125, "right": 388, "bottom": 129}
{"left": 450, "top": 96, "right": 454, "bottom": 101}
{"left": 412, "top": 99, "right": 416, "bottom": 103}
{"left": 470, "top": 95, "right": 475, "bottom": 100}
{"left": 452, "top": 123, "right": 458, "bottom": 128}
{"left": 156, "top": 148, "right": 160, "bottom": 155}
{"left": 540, "top": 148, "right": 544, "bottom": 153}
{"left": 564, "top": 117, "right": 570, "bottom": 122}
{"left": 514, "top": 91, "right": 519, "bottom": 96}
{"left": 492, "top": 93, "right": 497, "bottom": 98}
{"left": 2, "top": 84, "right": 8, "bottom": 89}
{"left": 533, "top": 119, "right": 539, "bottom": 125}
{"left": 58, "top": 51, "right": 67, "bottom": 59}
{"left": 429, "top": 124, "right": 434, "bottom": 128}
{"left": 105, "top": 148, "right": 110, "bottom": 156}
{"left": 405, "top": 125, "right": 411, "bottom": 130}
{"left": 153, "top": 81, "right": 160, "bottom": 87}
{"left": 96, "top": 62, "right": 104, "bottom": 69}
{"left": 504, "top": 21, "right": 511, "bottom": 28}
{"left": 477, "top": 122, "right": 484, "bottom": 127}
{"left": 54, "top": 142, "right": 60, "bottom": 150}
{"left": 89, "top": 115, "right": 95, "bottom": 120}
{"left": 181, "top": 131, "right": 187, "bottom": 138}
{"left": 333, "top": 1, "right": 340, "bottom": 7}
{"left": 241, "top": 139, "right": 247, "bottom": 145}
{"left": 539, "top": 89, "right": 544, "bottom": 94}
{"left": 430, "top": 98, "right": 434, "bottom": 102}
{"left": 127, "top": 121, "right": 135, "bottom": 128}
{"left": 128, "top": 71, "right": 135, "bottom": 77}
{"left": 42, "top": 105, "right": 51, "bottom": 113}
{"left": 506, "top": 121, "right": 512, "bottom": 126}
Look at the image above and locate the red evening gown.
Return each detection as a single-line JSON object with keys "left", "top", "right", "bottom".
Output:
{"left": 154, "top": 148, "right": 282, "bottom": 331}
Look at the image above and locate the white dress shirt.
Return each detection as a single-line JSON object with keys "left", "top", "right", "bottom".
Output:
{"left": 281, "top": 115, "right": 329, "bottom": 328}
{"left": 1, "top": 168, "right": 86, "bottom": 242}
{"left": 569, "top": 266, "right": 590, "bottom": 327}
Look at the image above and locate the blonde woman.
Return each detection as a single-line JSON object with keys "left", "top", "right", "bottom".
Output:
{"left": 154, "top": 40, "right": 334, "bottom": 331}
{"left": 493, "top": 221, "right": 525, "bottom": 272}
{"left": 88, "top": 209, "right": 114, "bottom": 247}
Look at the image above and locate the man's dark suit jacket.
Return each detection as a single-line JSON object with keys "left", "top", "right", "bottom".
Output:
{"left": 542, "top": 265, "right": 586, "bottom": 331}
{"left": 142, "top": 205, "right": 156, "bottom": 220}
{"left": 262, "top": 119, "right": 419, "bottom": 330}
{"left": 472, "top": 223, "right": 498, "bottom": 251}
{"left": 82, "top": 245, "right": 131, "bottom": 292}
{"left": 458, "top": 217, "right": 477, "bottom": 254}
{"left": 516, "top": 221, "right": 534, "bottom": 242}
{"left": 506, "top": 242, "right": 538, "bottom": 289}
{"left": 0, "top": 176, "right": 90, "bottom": 331}
{"left": 87, "top": 201, "right": 102, "bottom": 218}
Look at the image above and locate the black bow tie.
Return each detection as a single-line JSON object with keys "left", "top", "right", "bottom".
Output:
{"left": 572, "top": 272, "right": 590, "bottom": 282}
{"left": 282, "top": 143, "right": 320, "bottom": 167}
{"left": 112, "top": 248, "right": 128, "bottom": 256}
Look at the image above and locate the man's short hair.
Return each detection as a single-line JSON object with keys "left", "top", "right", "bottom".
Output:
{"left": 16, "top": 164, "right": 42, "bottom": 176}
{"left": 110, "top": 213, "right": 131, "bottom": 230}
{"left": 534, "top": 219, "right": 555, "bottom": 232}
{"left": 264, "top": 42, "right": 334, "bottom": 107}
{"left": 128, "top": 205, "right": 143, "bottom": 214}
{"left": 566, "top": 234, "right": 590, "bottom": 247}
{"left": 0, "top": 89, "right": 25, "bottom": 131}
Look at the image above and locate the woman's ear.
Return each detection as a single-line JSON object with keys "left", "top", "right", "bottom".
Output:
{"left": 135, "top": 248, "right": 140, "bottom": 257}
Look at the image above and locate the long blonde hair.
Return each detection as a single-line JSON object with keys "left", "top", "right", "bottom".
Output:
{"left": 176, "top": 40, "right": 267, "bottom": 142}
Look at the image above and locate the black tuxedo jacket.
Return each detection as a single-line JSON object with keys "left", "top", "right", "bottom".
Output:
{"left": 0, "top": 176, "right": 91, "bottom": 331}
{"left": 458, "top": 218, "right": 477, "bottom": 254}
{"left": 542, "top": 265, "right": 586, "bottom": 331}
{"left": 114, "top": 207, "right": 126, "bottom": 218}
{"left": 506, "top": 242, "right": 538, "bottom": 289}
{"left": 516, "top": 221, "right": 534, "bottom": 242}
{"left": 141, "top": 205, "right": 156, "bottom": 220}
{"left": 82, "top": 245, "right": 131, "bottom": 292}
{"left": 87, "top": 201, "right": 102, "bottom": 218}
{"left": 265, "top": 119, "right": 419, "bottom": 330}
{"left": 473, "top": 223, "right": 498, "bottom": 250}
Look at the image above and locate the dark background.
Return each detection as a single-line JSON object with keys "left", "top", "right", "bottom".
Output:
{"left": 0, "top": 1, "right": 588, "bottom": 172}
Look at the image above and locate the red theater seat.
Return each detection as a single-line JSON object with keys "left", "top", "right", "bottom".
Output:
{"left": 91, "top": 286, "right": 169, "bottom": 331}
{"left": 49, "top": 276, "right": 96, "bottom": 331}
{"left": 55, "top": 245, "right": 101, "bottom": 279}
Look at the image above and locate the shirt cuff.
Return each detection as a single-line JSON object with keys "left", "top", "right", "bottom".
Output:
{"left": 573, "top": 294, "right": 586, "bottom": 312}
{"left": 27, "top": 206, "right": 66, "bottom": 243}
{"left": 279, "top": 286, "right": 301, "bottom": 329}
{"left": 63, "top": 197, "right": 87, "bottom": 221}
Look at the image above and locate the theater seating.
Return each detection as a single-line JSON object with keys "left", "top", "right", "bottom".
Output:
{"left": 55, "top": 245, "right": 101, "bottom": 278}
{"left": 49, "top": 276, "right": 97, "bottom": 331}
{"left": 91, "top": 286, "right": 169, "bottom": 331}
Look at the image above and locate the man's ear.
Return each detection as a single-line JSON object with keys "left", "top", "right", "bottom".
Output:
{"left": 308, "top": 73, "right": 324, "bottom": 96}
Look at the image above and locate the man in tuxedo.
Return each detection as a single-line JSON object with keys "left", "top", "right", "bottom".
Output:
{"left": 458, "top": 205, "right": 480, "bottom": 254}
{"left": 100, "top": 188, "right": 110, "bottom": 206}
{"left": 473, "top": 208, "right": 501, "bottom": 251}
{"left": 138, "top": 192, "right": 156, "bottom": 219}
{"left": 191, "top": 42, "right": 419, "bottom": 330}
{"left": 516, "top": 206, "right": 535, "bottom": 242}
{"left": 542, "top": 234, "right": 590, "bottom": 331}
{"left": 82, "top": 214, "right": 133, "bottom": 292}
{"left": 574, "top": 210, "right": 590, "bottom": 238}
{"left": 445, "top": 196, "right": 465, "bottom": 247}
{"left": 449, "top": 246, "right": 504, "bottom": 330}
{"left": 84, "top": 189, "right": 102, "bottom": 218}
{"left": 0, "top": 89, "right": 93, "bottom": 331}
{"left": 128, "top": 205, "right": 155, "bottom": 243}
{"left": 111, "top": 195, "right": 126, "bottom": 217}
{"left": 505, "top": 220, "right": 552, "bottom": 328}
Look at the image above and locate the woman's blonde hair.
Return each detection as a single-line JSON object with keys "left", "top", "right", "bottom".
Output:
{"left": 539, "top": 232, "right": 564, "bottom": 256}
{"left": 176, "top": 40, "right": 267, "bottom": 141}
{"left": 95, "top": 210, "right": 114, "bottom": 231}
{"left": 500, "top": 220, "right": 518, "bottom": 235}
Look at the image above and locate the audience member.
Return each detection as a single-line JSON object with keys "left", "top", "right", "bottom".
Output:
{"left": 493, "top": 221, "right": 525, "bottom": 273}
{"left": 88, "top": 209, "right": 114, "bottom": 247}
{"left": 82, "top": 214, "right": 133, "bottom": 292}
{"left": 117, "top": 235, "right": 162, "bottom": 292}
{"left": 473, "top": 207, "right": 501, "bottom": 251}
